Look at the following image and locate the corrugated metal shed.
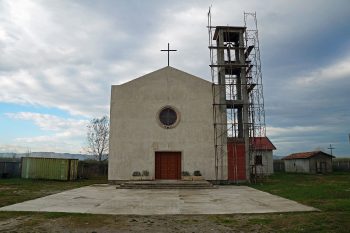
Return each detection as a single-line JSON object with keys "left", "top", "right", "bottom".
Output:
{"left": 21, "top": 157, "right": 78, "bottom": 181}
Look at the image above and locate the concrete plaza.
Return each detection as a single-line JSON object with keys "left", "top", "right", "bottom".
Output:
{"left": 0, "top": 185, "right": 316, "bottom": 215}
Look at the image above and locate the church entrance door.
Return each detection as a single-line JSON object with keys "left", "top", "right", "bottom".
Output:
{"left": 155, "top": 152, "right": 181, "bottom": 180}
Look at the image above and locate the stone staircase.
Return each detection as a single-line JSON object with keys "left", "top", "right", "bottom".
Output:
{"left": 116, "top": 180, "right": 217, "bottom": 189}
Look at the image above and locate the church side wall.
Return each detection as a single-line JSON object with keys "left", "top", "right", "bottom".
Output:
{"left": 109, "top": 67, "right": 216, "bottom": 181}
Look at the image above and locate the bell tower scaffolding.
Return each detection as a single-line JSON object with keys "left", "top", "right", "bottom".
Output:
{"left": 244, "top": 12, "right": 266, "bottom": 182}
{"left": 208, "top": 10, "right": 266, "bottom": 183}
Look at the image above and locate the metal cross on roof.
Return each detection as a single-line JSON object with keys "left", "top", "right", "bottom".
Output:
{"left": 160, "top": 43, "right": 177, "bottom": 66}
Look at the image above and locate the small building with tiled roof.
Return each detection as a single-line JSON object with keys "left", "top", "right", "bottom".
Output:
{"left": 250, "top": 137, "right": 276, "bottom": 175}
{"left": 283, "top": 151, "right": 334, "bottom": 173}
{"left": 227, "top": 137, "right": 276, "bottom": 179}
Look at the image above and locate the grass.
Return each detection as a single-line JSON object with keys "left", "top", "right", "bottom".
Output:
{"left": 0, "top": 177, "right": 107, "bottom": 207}
{"left": 250, "top": 172, "right": 350, "bottom": 211}
{"left": 0, "top": 173, "right": 349, "bottom": 232}
{"left": 243, "top": 172, "right": 350, "bottom": 232}
{"left": 248, "top": 217, "right": 273, "bottom": 225}
{"left": 211, "top": 172, "right": 350, "bottom": 232}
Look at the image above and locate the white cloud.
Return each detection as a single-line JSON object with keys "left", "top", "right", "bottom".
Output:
{"left": 0, "top": 0, "right": 349, "bottom": 155}
{"left": 295, "top": 54, "right": 350, "bottom": 86}
{"left": 267, "top": 124, "right": 348, "bottom": 156}
{"left": 6, "top": 112, "right": 88, "bottom": 132}
{"left": 0, "top": 0, "right": 125, "bottom": 117}
{"left": 5, "top": 112, "right": 88, "bottom": 153}
{"left": 267, "top": 125, "right": 329, "bottom": 137}
{"left": 1, "top": 0, "right": 348, "bottom": 118}
{"left": 0, "top": 144, "right": 31, "bottom": 153}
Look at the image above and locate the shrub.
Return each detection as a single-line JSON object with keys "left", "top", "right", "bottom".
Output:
{"left": 142, "top": 170, "right": 149, "bottom": 176}
{"left": 132, "top": 171, "right": 141, "bottom": 176}
{"left": 182, "top": 171, "right": 191, "bottom": 176}
{"left": 193, "top": 170, "right": 202, "bottom": 176}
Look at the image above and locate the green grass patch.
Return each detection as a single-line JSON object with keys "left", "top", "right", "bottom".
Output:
{"left": 250, "top": 172, "right": 350, "bottom": 211}
{"left": 42, "top": 212, "right": 72, "bottom": 219}
{"left": 0, "top": 178, "right": 107, "bottom": 207}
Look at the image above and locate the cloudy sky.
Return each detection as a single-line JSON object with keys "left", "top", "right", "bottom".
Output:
{"left": 0, "top": 0, "right": 349, "bottom": 157}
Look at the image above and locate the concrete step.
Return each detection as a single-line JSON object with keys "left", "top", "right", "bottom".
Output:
{"left": 118, "top": 186, "right": 216, "bottom": 189}
{"left": 117, "top": 180, "right": 217, "bottom": 189}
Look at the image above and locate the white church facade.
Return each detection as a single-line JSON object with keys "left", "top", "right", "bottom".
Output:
{"left": 108, "top": 66, "right": 275, "bottom": 182}
{"left": 109, "top": 66, "right": 218, "bottom": 181}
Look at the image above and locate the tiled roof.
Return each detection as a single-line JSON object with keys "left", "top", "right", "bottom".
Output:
{"left": 227, "top": 137, "right": 276, "bottom": 150}
{"left": 283, "top": 151, "right": 334, "bottom": 160}
{"left": 251, "top": 137, "right": 276, "bottom": 150}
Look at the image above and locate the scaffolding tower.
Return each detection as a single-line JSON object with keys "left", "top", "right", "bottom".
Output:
{"left": 244, "top": 12, "right": 266, "bottom": 183}
{"left": 207, "top": 10, "right": 266, "bottom": 183}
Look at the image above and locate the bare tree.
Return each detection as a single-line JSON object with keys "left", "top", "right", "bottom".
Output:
{"left": 86, "top": 116, "right": 109, "bottom": 162}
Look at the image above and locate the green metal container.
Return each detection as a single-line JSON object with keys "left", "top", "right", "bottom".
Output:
{"left": 21, "top": 157, "right": 78, "bottom": 181}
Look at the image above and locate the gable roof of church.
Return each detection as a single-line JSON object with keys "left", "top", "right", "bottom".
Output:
{"left": 115, "top": 66, "right": 212, "bottom": 87}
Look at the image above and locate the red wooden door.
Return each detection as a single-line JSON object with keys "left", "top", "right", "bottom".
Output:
{"left": 227, "top": 143, "right": 246, "bottom": 181}
{"left": 155, "top": 152, "right": 181, "bottom": 179}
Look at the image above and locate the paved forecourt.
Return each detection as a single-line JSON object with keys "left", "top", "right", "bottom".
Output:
{"left": 0, "top": 185, "right": 316, "bottom": 215}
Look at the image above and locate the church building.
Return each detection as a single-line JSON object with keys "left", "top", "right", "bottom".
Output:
{"left": 109, "top": 24, "right": 275, "bottom": 183}
{"left": 109, "top": 66, "right": 217, "bottom": 181}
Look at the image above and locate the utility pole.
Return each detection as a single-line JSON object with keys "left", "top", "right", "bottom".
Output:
{"left": 328, "top": 144, "right": 335, "bottom": 155}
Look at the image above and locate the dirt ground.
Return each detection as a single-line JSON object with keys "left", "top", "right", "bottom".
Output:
{"left": 2, "top": 211, "right": 349, "bottom": 233}
{"left": 0, "top": 212, "right": 285, "bottom": 233}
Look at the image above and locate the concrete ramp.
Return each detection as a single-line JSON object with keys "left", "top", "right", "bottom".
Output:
{"left": 117, "top": 180, "right": 216, "bottom": 189}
